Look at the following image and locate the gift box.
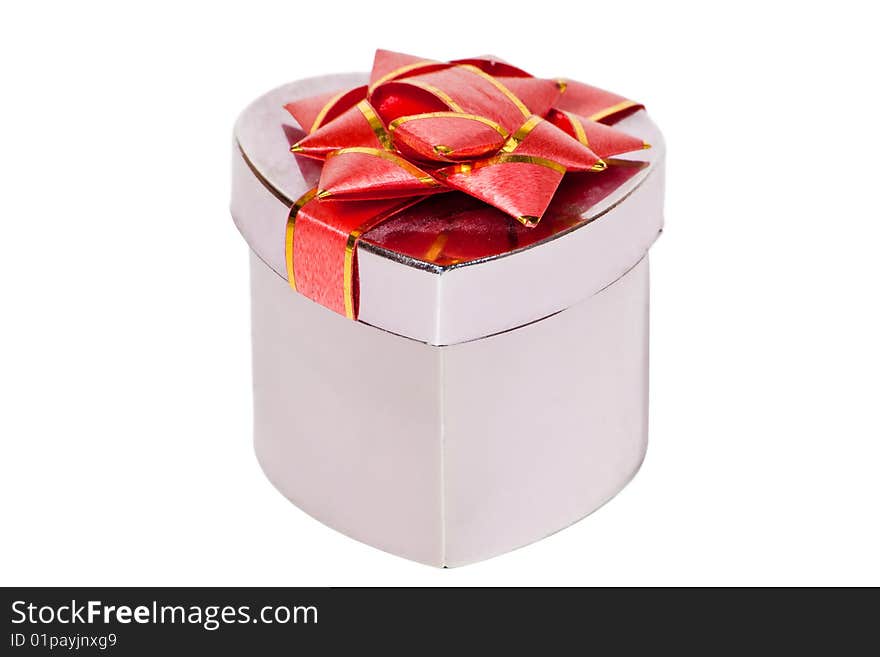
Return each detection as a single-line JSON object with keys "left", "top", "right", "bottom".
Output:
{"left": 230, "top": 51, "right": 664, "bottom": 566}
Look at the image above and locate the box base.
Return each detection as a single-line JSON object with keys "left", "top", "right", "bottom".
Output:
{"left": 250, "top": 252, "right": 649, "bottom": 567}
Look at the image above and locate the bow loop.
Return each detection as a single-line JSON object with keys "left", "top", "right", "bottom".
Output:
{"left": 289, "top": 100, "right": 391, "bottom": 160}
{"left": 317, "top": 147, "right": 442, "bottom": 201}
{"left": 389, "top": 112, "right": 509, "bottom": 164}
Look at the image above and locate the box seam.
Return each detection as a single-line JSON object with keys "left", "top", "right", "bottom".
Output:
{"left": 437, "top": 271, "right": 448, "bottom": 567}
{"left": 439, "top": 345, "right": 447, "bottom": 567}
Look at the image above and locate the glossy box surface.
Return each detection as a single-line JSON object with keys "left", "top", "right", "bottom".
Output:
{"left": 232, "top": 74, "right": 663, "bottom": 565}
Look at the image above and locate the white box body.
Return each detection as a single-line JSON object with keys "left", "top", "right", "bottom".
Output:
{"left": 251, "top": 251, "right": 649, "bottom": 567}
{"left": 233, "top": 74, "right": 664, "bottom": 566}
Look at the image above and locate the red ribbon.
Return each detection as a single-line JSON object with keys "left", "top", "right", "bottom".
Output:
{"left": 284, "top": 49, "right": 648, "bottom": 319}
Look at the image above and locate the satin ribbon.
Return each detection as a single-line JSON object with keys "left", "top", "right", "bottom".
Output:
{"left": 284, "top": 49, "right": 648, "bottom": 319}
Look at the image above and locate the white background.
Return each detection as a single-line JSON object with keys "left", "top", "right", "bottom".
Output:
{"left": 2, "top": 1, "right": 878, "bottom": 586}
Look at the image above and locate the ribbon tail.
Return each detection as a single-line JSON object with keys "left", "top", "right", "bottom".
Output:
{"left": 286, "top": 191, "right": 428, "bottom": 319}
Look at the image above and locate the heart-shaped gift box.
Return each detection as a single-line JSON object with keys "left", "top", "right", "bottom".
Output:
{"left": 231, "top": 51, "right": 664, "bottom": 566}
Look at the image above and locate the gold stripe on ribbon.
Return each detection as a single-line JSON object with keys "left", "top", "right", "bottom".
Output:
{"left": 441, "top": 152, "right": 567, "bottom": 176}
{"left": 343, "top": 197, "right": 426, "bottom": 319}
{"left": 564, "top": 110, "right": 590, "bottom": 147}
{"left": 500, "top": 115, "right": 543, "bottom": 153}
{"left": 401, "top": 79, "right": 464, "bottom": 112}
{"left": 322, "top": 147, "right": 440, "bottom": 195}
{"left": 424, "top": 231, "right": 449, "bottom": 262}
{"left": 343, "top": 228, "right": 364, "bottom": 319}
{"left": 285, "top": 188, "right": 318, "bottom": 290}
{"left": 368, "top": 60, "right": 438, "bottom": 93}
{"left": 457, "top": 64, "right": 531, "bottom": 117}
{"left": 356, "top": 100, "right": 393, "bottom": 151}
{"left": 309, "top": 90, "right": 348, "bottom": 134}
{"left": 487, "top": 153, "right": 566, "bottom": 174}
{"left": 588, "top": 100, "right": 640, "bottom": 123}
{"left": 388, "top": 112, "right": 509, "bottom": 138}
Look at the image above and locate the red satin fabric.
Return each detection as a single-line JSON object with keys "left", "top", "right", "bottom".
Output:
{"left": 291, "top": 102, "right": 386, "bottom": 158}
{"left": 553, "top": 80, "right": 642, "bottom": 123}
{"left": 283, "top": 49, "right": 648, "bottom": 318}
{"left": 546, "top": 109, "right": 647, "bottom": 155}
{"left": 318, "top": 151, "right": 440, "bottom": 201}
{"left": 294, "top": 197, "right": 418, "bottom": 316}
{"left": 284, "top": 85, "right": 367, "bottom": 134}
{"left": 362, "top": 164, "right": 645, "bottom": 266}
{"left": 391, "top": 115, "right": 507, "bottom": 162}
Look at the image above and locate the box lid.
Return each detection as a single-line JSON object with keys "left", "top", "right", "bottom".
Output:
{"left": 232, "top": 73, "right": 664, "bottom": 346}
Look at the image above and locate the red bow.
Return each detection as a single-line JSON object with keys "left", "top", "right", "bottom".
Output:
{"left": 284, "top": 50, "right": 648, "bottom": 318}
